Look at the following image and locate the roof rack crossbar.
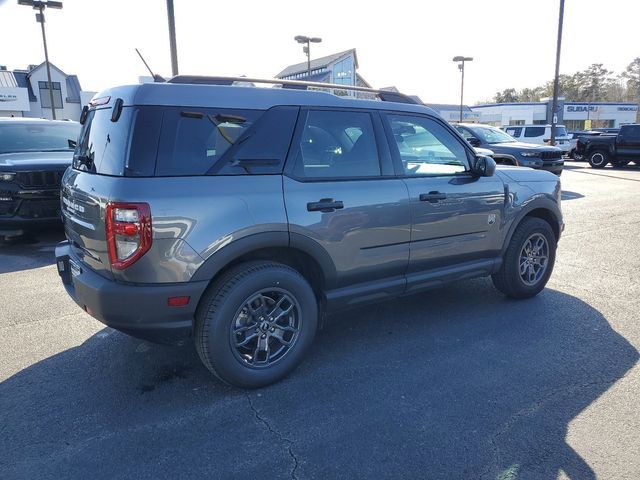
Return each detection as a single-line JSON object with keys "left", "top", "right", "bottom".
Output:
{"left": 166, "top": 75, "right": 419, "bottom": 104}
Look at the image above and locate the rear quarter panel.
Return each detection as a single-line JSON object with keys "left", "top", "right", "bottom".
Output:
{"left": 108, "top": 175, "right": 287, "bottom": 283}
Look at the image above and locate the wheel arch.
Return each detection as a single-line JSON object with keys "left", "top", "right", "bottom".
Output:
{"left": 501, "top": 202, "right": 562, "bottom": 255}
{"left": 190, "top": 232, "right": 336, "bottom": 302}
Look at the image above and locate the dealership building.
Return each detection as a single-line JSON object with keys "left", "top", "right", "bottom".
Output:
{"left": 0, "top": 62, "right": 94, "bottom": 120}
{"left": 470, "top": 98, "right": 638, "bottom": 130}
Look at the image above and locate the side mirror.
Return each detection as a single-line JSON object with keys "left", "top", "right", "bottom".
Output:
{"left": 473, "top": 155, "right": 496, "bottom": 177}
{"left": 467, "top": 137, "right": 481, "bottom": 147}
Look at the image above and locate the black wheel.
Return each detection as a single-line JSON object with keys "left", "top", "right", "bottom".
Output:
{"left": 195, "top": 261, "right": 318, "bottom": 388}
{"left": 588, "top": 150, "right": 609, "bottom": 168}
{"left": 492, "top": 217, "right": 557, "bottom": 299}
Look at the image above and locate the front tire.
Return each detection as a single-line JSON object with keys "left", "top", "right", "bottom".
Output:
{"left": 492, "top": 217, "right": 557, "bottom": 299}
{"left": 195, "top": 261, "right": 318, "bottom": 388}
{"left": 588, "top": 151, "right": 609, "bottom": 168}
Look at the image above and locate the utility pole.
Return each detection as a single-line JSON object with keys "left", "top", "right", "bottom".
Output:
{"left": 166, "top": 0, "right": 179, "bottom": 76}
{"left": 550, "top": 0, "right": 565, "bottom": 145}
{"left": 18, "top": 0, "right": 63, "bottom": 120}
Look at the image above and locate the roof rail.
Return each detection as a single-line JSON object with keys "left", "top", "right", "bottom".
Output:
{"left": 166, "top": 75, "right": 419, "bottom": 105}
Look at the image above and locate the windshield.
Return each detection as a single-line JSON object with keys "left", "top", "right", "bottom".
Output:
{"left": 0, "top": 122, "right": 81, "bottom": 154}
{"left": 556, "top": 126, "right": 568, "bottom": 137}
{"left": 471, "top": 125, "right": 517, "bottom": 144}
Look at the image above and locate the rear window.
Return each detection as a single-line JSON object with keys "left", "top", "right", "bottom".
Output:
{"left": 0, "top": 122, "right": 80, "bottom": 154}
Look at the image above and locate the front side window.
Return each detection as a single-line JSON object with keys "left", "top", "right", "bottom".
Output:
{"left": 622, "top": 125, "right": 640, "bottom": 141}
{"left": 38, "top": 81, "right": 63, "bottom": 109}
{"left": 387, "top": 115, "right": 469, "bottom": 176}
{"left": 524, "top": 126, "right": 545, "bottom": 137}
{"left": 293, "top": 110, "right": 381, "bottom": 179}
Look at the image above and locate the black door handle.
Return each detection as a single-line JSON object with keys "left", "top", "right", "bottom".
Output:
{"left": 419, "top": 191, "right": 447, "bottom": 203}
{"left": 307, "top": 199, "right": 344, "bottom": 212}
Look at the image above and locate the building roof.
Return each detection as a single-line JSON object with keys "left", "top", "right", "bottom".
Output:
{"left": 276, "top": 48, "right": 358, "bottom": 78}
{"left": 0, "top": 70, "right": 18, "bottom": 88}
{"left": 65, "top": 75, "right": 82, "bottom": 103}
{"left": 424, "top": 103, "right": 474, "bottom": 112}
{"left": 12, "top": 70, "right": 37, "bottom": 102}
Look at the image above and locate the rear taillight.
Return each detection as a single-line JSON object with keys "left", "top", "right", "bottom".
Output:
{"left": 105, "top": 202, "right": 152, "bottom": 270}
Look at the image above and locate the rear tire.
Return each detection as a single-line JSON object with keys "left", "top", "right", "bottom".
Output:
{"left": 492, "top": 217, "right": 557, "bottom": 299}
{"left": 195, "top": 261, "right": 318, "bottom": 388}
{"left": 588, "top": 151, "right": 609, "bottom": 168}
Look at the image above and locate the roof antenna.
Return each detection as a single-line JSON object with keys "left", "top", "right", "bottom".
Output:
{"left": 135, "top": 48, "right": 166, "bottom": 83}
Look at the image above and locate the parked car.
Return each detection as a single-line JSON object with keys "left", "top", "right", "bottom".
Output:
{"left": 55, "top": 78, "right": 563, "bottom": 388}
{"left": 567, "top": 131, "right": 603, "bottom": 160}
{"left": 502, "top": 125, "right": 572, "bottom": 154}
{"left": 0, "top": 118, "right": 80, "bottom": 238}
{"left": 575, "top": 124, "right": 640, "bottom": 168}
{"left": 453, "top": 123, "right": 564, "bottom": 175}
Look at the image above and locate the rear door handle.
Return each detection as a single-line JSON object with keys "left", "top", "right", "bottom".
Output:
{"left": 419, "top": 192, "right": 447, "bottom": 203}
{"left": 307, "top": 199, "right": 344, "bottom": 212}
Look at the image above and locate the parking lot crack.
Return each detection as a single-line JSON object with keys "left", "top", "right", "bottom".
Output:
{"left": 245, "top": 393, "right": 299, "bottom": 480}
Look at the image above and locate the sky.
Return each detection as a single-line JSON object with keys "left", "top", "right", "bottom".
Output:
{"left": 1, "top": 0, "right": 639, "bottom": 105}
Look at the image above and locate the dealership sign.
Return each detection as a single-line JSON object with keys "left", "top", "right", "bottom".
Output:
{"left": 0, "top": 87, "right": 30, "bottom": 112}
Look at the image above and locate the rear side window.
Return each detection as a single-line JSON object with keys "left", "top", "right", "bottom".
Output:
{"left": 292, "top": 110, "right": 381, "bottom": 179}
{"left": 524, "top": 127, "right": 545, "bottom": 137}
{"left": 505, "top": 127, "right": 522, "bottom": 137}
{"left": 155, "top": 106, "right": 298, "bottom": 176}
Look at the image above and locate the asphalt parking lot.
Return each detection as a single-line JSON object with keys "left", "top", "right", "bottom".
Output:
{"left": 1, "top": 161, "right": 639, "bottom": 480}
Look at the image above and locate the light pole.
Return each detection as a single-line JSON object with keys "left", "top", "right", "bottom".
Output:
{"left": 166, "top": 0, "right": 179, "bottom": 76}
{"left": 294, "top": 35, "right": 322, "bottom": 78}
{"left": 453, "top": 56, "right": 473, "bottom": 122}
{"left": 18, "top": 0, "right": 62, "bottom": 120}
{"left": 550, "top": 0, "right": 565, "bottom": 145}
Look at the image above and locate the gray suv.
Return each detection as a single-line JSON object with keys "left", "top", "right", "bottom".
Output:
{"left": 453, "top": 123, "right": 564, "bottom": 175}
{"left": 55, "top": 77, "right": 563, "bottom": 388}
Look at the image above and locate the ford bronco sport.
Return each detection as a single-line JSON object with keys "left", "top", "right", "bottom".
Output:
{"left": 55, "top": 77, "right": 563, "bottom": 388}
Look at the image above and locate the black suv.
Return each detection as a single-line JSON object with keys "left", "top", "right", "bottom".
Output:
{"left": 0, "top": 118, "right": 80, "bottom": 237}
{"left": 55, "top": 77, "right": 563, "bottom": 388}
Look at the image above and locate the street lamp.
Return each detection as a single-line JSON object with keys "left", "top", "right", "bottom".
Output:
{"left": 453, "top": 56, "right": 473, "bottom": 122}
{"left": 294, "top": 35, "right": 322, "bottom": 79}
{"left": 18, "top": 0, "right": 63, "bottom": 120}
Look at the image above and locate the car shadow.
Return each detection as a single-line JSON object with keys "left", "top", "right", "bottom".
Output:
{"left": 0, "top": 226, "right": 65, "bottom": 274}
{"left": 0, "top": 279, "right": 637, "bottom": 479}
{"left": 561, "top": 190, "right": 584, "bottom": 201}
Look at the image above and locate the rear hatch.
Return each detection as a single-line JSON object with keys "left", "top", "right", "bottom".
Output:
{"left": 62, "top": 90, "right": 159, "bottom": 279}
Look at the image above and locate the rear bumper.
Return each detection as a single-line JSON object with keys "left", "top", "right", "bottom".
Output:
{"left": 55, "top": 241, "right": 209, "bottom": 344}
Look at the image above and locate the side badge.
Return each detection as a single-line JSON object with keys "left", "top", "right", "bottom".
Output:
{"left": 488, "top": 214, "right": 496, "bottom": 225}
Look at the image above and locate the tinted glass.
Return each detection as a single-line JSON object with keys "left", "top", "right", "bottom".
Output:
{"left": 293, "top": 110, "right": 381, "bottom": 178}
{"left": 388, "top": 115, "right": 468, "bottom": 175}
{"left": 216, "top": 106, "right": 299, "bottom": 175}
{"left": 622, "top": 125, "right": 640, "bottom": 141}
{"left": 74, "top": 107, "right": 135, "bottom": 175}
{"left": 155, "top": 108, "right": 262, "bottom": 176}
{"left": 0, "top": 122, "right": 80, "bottom": 154}
{"left": 505, "top": 127, "right": 523, "bottom": 138}
{"left": 556, "top": 126, "right": 568, "bottom": 137}
{"left": 524, "top": 127, "right": 545, "bottom": 137}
